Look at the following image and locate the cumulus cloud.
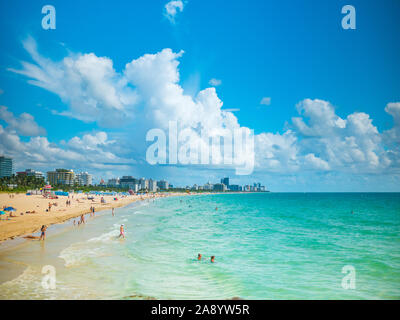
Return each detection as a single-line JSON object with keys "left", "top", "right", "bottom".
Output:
{"left": 164, "top": 0, "right": 184, "bottom": 23}
{"left": 290, "top": 99, "right": 389, "bottom": 173}
{"left": 0, "top": 106, "right": 46, "bottom": 136}
{"left": 7, "top": 37, "right": 400, "bottom": 178}
{"left": 260, "top": 97, "right": 271, "bottom": 106}
{"left": 8, "top": 37, "right": 138, "bottom": 127}
{"left": 209, "top": 78, "right": 222, "bottom": 86}
{"left": 0, "top": 126, "right": 131, "bottom": 175}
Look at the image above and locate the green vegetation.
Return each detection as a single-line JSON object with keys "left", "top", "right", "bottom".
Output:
{"left": 0, "top": 175, "right": 45, "bottom": 192}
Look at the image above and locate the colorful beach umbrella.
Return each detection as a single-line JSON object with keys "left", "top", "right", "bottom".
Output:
{"left": 4, "top": 207, "right": 16, "bottom": 211}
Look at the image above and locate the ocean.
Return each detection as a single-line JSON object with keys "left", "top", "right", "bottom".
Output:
{"left": 0, "top": 193, "right": 399, "bottom": 299}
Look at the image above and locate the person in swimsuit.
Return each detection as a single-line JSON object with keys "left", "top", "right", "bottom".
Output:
{"left": 80, "top": 214, "right": 85, "bottom": 224}
{"left": 197, "top": 253, "right": 202, "bottom": 261}
{"left": 39, "top": 225, "right": 47, "bottom": 241}
{"left": 210, "top": 256, "right": 215, "bottom": 263}
{"left": 119, "top": 224, "right": 125, "bottom": 238}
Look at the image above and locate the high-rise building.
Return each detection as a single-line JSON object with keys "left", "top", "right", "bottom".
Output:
{"left": 213, "top": 183, "right": 227, "bottom": 192}
{"left": 203, "top": 182, "right": 213, "bottom": 190}
{"left": 107, "top": 178, "right": 120, "bottom": 187}
{"left": 120, "top": 176, "right": 138, "bottom": 188}
{"left": 157, "top": 180, "right": 169, "bottom": 190}
{"left": 139, "top": 178, "right": 148, "bottom": 190}
{"left": 221, "top": 177, "right": 229, "bottom": 187}
{"left": 75, "top": 172, "right": 93, "bottom": 186}
{"left": 47, "top": 169, "right": 75, "bottom": 186}
{"left": 0, "top": 156, "right": 13, "bottom": 178}
{"left": 148, "top": 179, "right": 158, "bottom": 192}
{"left": 16, "top": 169, "right": 44, "bottom": 180}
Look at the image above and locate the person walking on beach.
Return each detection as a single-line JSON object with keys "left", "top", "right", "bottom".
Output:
{"left": 112, "top": 208, "right": 115, "bottom": 216}
{"left": 39, "top": 225, "right": 47, "bottom": 241}
{"left": 80, "top": 214, "right": 85, "bottom": 224}
{"left": 119, "top": 224, "right": 125, "bottom": 238}
{"left": 48, "top": 202, "right": 52, "bottom": 212}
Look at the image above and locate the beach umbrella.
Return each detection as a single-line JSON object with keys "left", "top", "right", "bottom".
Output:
{"left": 4, "top": 207, "right": 16, "bottom": 211}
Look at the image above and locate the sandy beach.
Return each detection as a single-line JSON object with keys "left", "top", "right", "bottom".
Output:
{"left": 0, "top": 192, "right": 178, "bottom": 242}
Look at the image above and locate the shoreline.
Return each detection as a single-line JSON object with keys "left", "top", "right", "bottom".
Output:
{"left": 0, "top": 192, "right": 189, "bottom": 244}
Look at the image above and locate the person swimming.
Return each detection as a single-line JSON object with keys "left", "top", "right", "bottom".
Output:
{"left": 210, "top": 256, "right": 215, "bottom": 263}
{"left": 197, "top": 253, "right": 202, "bottom": 260}
{"left": 119, "top": 224, "right": 125, "bottom": 238}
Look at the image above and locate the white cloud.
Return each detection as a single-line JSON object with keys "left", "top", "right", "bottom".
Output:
{"left": 8, "top": 37, "right": 138, "bottom": 127}
{"left": 8, "top": 38, "right": 400, "bottom": 178}
{"left": 209, "top": 78, "right": 222, "bottom": 86}
{"left": 164, "top": 0, "right": 184, "bottom": 23}
{"left": 0, "top": 125, "right": 131, "bottom": 175}
{"left": 291, "top": 99, "right": 390, "bottom": 173}
{"left": 0, "top": 106, "right": 46, "bottom": 136}
{"left": 260, "top": 97, "right": 271, "bottom": 106}
{"left": 304, "top": 153, "right": 330, "bottom": 171}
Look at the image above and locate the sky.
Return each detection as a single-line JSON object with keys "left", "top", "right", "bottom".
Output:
{"left": 0, "top": 0, "right": 399, "bottom": 191}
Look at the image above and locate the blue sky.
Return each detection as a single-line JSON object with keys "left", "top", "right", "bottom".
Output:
{"left": 0, "top": 0, "right": 399, "bottom": 191}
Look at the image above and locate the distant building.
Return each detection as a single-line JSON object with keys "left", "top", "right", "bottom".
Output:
{"left": 75, "top": 172, "right": 93, "bottom": 186}
{"left": 0, "top": 156, "right": 13, "bottom": 178}
{"left": 47, "top": 169, "right": 75, "bottom": 186}
{"left": 221, "top": 177, "right": 229, "bottom": 188}
{"left": 139, "top": 177, "right": 148, "bottom": 190}
{"left": 157, "top": 180, "right": 169, "bottom": 190}
{"left": 203, "top": 182, "right": 213, "bottom": 191}
{"left": 120, "top": 176, "right": 138, "bottom": 189}
{"left": 17, "top": 169, "right": 44, "bottom": 180}
{"left": 213, "top": 183, "right": 227, "bottom": 192}
{"left": 192, "top": 184, "right": 198, "bottom": 191}
{"left": 229, "top": 184, "right": 241, "bottom": 191}
{"left": 107, "top": 178, "right": 120, "bottom": 187}
{"left": 148, "top": 179, "right": 158, "bottom": 192}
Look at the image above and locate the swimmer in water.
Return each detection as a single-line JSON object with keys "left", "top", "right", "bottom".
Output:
{"left": 210, "top": 256, "right": 215, "bottom": 263}
{"left": 215, "top": 207, "right": 218, "bottom": 211}
{"left": 197, "top": 253, "right": 202, "bottom": 260}
{"left": 119, "top": 224, "right": 125, "bottom": 238}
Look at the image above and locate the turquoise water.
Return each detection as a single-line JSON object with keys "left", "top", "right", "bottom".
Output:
{"left": 0, "top": 193, "right": 399, "bottom": 299}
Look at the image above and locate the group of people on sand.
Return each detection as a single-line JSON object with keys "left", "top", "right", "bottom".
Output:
{"left": 197, "top": 253, "right": 215, "bottom": 263}
{"left": 66, "top": 199, "right": 72, "bottom": 207}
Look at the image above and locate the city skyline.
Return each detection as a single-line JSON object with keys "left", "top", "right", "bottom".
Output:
{"left": 0, "top": 1, "right": 399, "bottom": 191}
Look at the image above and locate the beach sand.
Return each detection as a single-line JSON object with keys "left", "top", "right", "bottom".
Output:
{"left": 0, "top": 192, "right": 174, "bottom": 242}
